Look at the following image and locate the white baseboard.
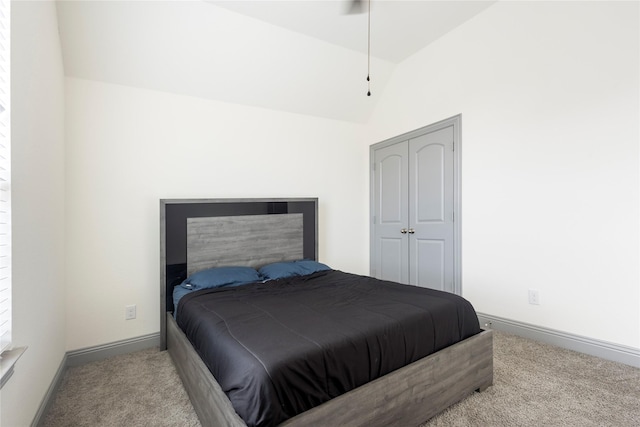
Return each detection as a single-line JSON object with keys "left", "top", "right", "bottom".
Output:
{"left": 477, "top": 312, "right": 640, "bottom": 368}
{"left": 66, "top": 333, "right": 159, "bottom": 367}
{"left": 32, "top": 333, "right": 160, "bottom": 427}
{"left": 31, "top": 353, "right": 68, "bottom": 427}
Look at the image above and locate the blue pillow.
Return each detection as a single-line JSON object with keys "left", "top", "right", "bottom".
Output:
{"left": 180, "top": 266, "right": 261, "bottom": 291}
{"left": 259, "top": 260, "right": 331, "bottom": 280}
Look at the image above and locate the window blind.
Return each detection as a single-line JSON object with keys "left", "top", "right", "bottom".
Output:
{"left": 0, "top": 0, "right": 11, "bottom": 353}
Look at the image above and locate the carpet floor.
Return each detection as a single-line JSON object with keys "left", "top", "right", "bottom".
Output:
{"left": 42, "top": 331, "right": 640, "bottom": 426}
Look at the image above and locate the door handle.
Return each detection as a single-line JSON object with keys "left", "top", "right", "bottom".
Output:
{"left": 408, "top": 228, "right": 415, "bottom": 234}
{"left": 400, "top": 228, "right": 408, "bottom": 234}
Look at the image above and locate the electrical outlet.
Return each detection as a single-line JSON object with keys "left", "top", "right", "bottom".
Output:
{"left": 528, "top": 289, "right": 540, "bottom": 305}
{"left": 125, "top": 305, "right": 137, "bottom": 320}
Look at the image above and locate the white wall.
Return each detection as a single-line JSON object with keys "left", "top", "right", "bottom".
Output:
{"left": 367, "top": 1, "right": 639, "bottom": 348}
{"left": 63, "top": 0, "right": 640, "bottom": 352}
{"left": 1, "top": 1, "right": 67, "bottom": 426}
{"left": 64, "top": 78, "right": 369, "bottom": 350}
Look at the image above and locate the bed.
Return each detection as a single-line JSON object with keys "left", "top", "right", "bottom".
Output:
{"left": 160, "top": 198, "right": 493, "bottom": 427}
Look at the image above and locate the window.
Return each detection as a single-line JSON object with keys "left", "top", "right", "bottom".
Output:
{"left": 0, "top": 0, "right": 10, "bottom": 354}
{"left": 0, "top": 0, "right": 19, "bottom": 390}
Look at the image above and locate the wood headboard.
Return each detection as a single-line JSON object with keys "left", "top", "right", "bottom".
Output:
{"left": 159, "top": 198, "right": 318, "bottom": 349}
{"left": 186, "top": 213, "right": 304, "bottom": 275}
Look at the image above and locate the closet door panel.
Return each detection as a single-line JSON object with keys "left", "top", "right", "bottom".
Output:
{"left": 372, "top": 143, "right": 409, "bottom": 284}
{"left": 409, "top": 126, "right": 454, "bottom": 292}
{"left": 415, "top": 143, "right": 445, "bottom": 222}
{"left": 413, "top": 239, "right": 445, "bottom": 291}
{"left": 379, "top": 238, "right": 404, "bottom": 284}
{"left": 380, "top": 154, "right": 404, "bottom": 223}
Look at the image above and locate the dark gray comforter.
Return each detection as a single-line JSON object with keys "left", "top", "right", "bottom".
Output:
{"left": 177, "top": 270, "right": 481, "bottom": 427}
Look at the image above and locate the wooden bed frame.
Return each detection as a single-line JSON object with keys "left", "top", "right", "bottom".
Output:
{"left": 160, "top": 198, "right": 493, "bottom": 427}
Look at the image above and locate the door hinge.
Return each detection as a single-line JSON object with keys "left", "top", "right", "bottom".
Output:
{"left": 452, "top": 141, "right": 455, "bottom": 151}
{"left": 451, "top": 211, "right": 454, "bottom": 222}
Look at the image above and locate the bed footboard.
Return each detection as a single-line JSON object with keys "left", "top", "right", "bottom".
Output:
{"left": 167, "top": 312, "right": 493, "bottom": 427}
{"left": 282, "top": 328, "right": 493, "bottom": 427}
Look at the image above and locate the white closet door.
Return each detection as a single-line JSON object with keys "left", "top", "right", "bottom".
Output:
{"left": 372, "top": 142, "right": 409, "bottom": 284}
{"left": 371, "top": 115, "right": 460, "bottom": 294}
{"left": 409, "top": 125, "right": 455, "bottom": 292}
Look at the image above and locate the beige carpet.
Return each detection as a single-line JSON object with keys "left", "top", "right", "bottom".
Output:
{"left": 421, "top": 332, "right": 640, "bottom": 427}
{"left": 42, "top": 331, "right": 640, "bottom": 427}
{"left": 42, "top": 347, "right": 200, "bottom": 427}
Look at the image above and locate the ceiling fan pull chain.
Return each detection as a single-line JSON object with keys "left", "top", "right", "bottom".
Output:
{"left": 367, "top": 0, "right": 371, "bottom": 96}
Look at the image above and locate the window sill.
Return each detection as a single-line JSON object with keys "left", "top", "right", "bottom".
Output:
{"left": 0, "top": 347, "right": 27, "bottom": 389}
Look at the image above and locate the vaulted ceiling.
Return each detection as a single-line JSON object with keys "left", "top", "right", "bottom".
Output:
{"left": 56, "top": 1, "right": 496, "bottom": 123}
